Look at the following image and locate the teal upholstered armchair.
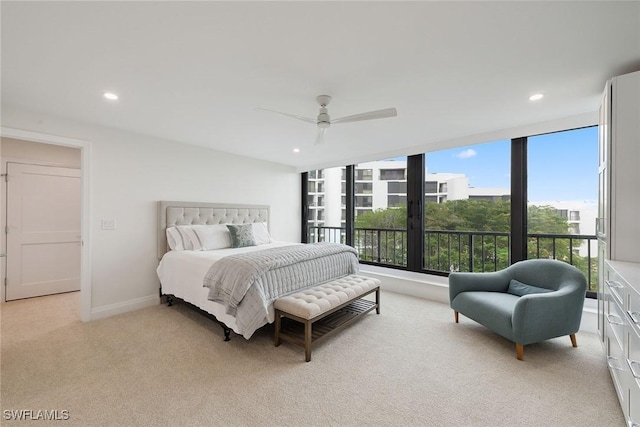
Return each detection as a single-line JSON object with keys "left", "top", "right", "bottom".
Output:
{"left": 449, "top": 259, "right": 587, "bottom": 360}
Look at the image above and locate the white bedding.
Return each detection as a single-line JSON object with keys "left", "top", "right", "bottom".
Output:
{"left": 156, "top": 241, "right": 297, "bottom": 336}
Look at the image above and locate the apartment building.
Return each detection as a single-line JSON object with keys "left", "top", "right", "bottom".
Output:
{"left": 307, "top": 160, "right": 511, "bottom": 228}
{"left": 529, "top": 200, "right": 598, "bottom": 257}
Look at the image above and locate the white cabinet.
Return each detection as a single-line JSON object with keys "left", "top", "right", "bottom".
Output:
{"left": 598, "top": 70, "right": 640, "bottom": 426}
{"left": 603, "top": 261, "right": 640, "bottom": 426}
{"left": 597, "top": 70, "right": 640, "bottom": 263}
{"left": 598, "top": 70, "right": 640, "bottom": 342}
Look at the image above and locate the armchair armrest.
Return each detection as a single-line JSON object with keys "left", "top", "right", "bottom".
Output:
{"left": 449, "top": 270, "right": 511, "bottom": 305}
{"left": 512, "top": 285, "right": 585, "bottom": 345}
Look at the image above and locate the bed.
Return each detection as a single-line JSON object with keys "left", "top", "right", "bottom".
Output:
{"left": 156, "top": 201, "right": 359, "bottom": 340}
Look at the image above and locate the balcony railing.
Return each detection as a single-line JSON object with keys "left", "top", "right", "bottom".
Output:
{"left": 307, "top": 226, "right": 598, "bottom": 292}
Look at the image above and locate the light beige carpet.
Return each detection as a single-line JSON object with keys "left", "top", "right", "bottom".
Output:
{"left": 1, "top": 291, "right": 625, "bottom": 427}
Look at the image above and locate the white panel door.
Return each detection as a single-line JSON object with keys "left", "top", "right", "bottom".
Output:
{"left": 6, "top": 163, "right": 81, "bottom": 301}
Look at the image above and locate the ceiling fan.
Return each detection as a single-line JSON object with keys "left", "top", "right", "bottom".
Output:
{"left": 256, "top": 95, "right": 397, "bottom": 145}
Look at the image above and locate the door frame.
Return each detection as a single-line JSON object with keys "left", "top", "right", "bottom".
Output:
{"left": 0, "top": 127, "right": 91, "bottom": 321}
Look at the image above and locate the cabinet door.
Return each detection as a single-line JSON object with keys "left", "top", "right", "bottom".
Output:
{"left": 599, "top": 243, "right": 609, "bottom": 342}
{"left": 597, "top": 82, "right": 610, "bottom": 240}
{"left": 597, "top": 168, "right": 607, "bottom": 238}
{"left": 609, "top": 71, "right": 640, "bottom": 262}
{"left": 629, "top": 385, "right": 639, "bottom": 427}
{"left": 606, "top": 319, "right": 628, "bottom": 416}
{"left": 628, "top": 324, "right": 640, "bottom": 426}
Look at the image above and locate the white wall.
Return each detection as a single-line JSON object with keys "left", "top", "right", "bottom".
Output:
{"left": 1, "top": 107, "right": 300, "bottom": 318}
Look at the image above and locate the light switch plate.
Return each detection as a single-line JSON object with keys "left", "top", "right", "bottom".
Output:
{"left": 101, "top": 219, "right": 116, "bottom": 230}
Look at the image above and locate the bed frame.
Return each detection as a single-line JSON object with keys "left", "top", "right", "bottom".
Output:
{"left": 157, "top": 201, "right": 270, "bottom": 340}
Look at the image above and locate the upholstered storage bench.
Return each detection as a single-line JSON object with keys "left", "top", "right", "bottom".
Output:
{"left": 274, "top": 274, "right": 381, "bottom": 362}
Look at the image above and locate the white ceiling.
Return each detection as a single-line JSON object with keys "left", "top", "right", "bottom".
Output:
{"left": 2, "top": 1, "right": 639, "bottom": 172}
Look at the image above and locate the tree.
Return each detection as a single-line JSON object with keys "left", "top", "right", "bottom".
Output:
{"left": 355, "top": 206, "right": 407, "bottom": 265}
{"left": 355, "top": 205, "right": 406, "bottom": 229}
{"left": 352, "top": 199, "right": 591, "bottom": 287}
{"left": 526, "top": 204, "right": 576, "bottom": 262}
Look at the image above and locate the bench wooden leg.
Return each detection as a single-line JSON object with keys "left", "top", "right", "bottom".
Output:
{"left": 274, "top": 310, "right": 281, "bottom": 347}
{"left": 304, "top": 320, "right": 312, "bottom": 362}
{"left": 454, "top": 310, "right": 459, "bottom": 323}
{"left": 570, "top": 333, "right": 578, "bottom": 347}
{"left": 275, "top": 281, "right": 381, "bottom": 362}
{"left": 516, "top": 343, "right": 524, "bottom": 361}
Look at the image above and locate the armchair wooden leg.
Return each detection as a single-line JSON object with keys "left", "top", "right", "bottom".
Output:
{"left": 570, "top": 333, "right": 578, "bottom": 347}
{"left": 454, "top": 311, "right": 459, "bottom": 323}
{"left": 516, "top": 343, "right": 524, "bottom": 361}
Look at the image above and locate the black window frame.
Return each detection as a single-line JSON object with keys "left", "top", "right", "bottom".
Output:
{"left": 301, "top": 127, "right": 598, "bottom": 298}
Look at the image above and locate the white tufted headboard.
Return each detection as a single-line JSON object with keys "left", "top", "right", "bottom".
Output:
{"left": 157, "top": 201, "right": 270, "bottom": 259}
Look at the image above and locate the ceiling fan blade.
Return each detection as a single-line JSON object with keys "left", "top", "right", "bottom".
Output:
{"left": 255, "top": 108, "right": 316, "bottom": 124}
{"left": 332, "top": 107, "right": 398, "bottom": 124}
{"left": 314, "top": 127, "right": 327, "bottom": 145}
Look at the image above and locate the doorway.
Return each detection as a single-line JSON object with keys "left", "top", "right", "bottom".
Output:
{"left": 0, "top": 128, "right": 91, "bottom": 321}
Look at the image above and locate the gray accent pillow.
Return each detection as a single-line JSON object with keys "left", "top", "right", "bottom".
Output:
{"left": 226, "top": 224, "right": 256, "bottom": 248}
{"left": 507, "top": 279, "right": 553, "bottom": 296}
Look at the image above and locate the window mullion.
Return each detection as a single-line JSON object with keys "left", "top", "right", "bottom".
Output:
{"left": 407, "top": 154, "right": 425, "bottom": 271}
{"left": 345, "top": 165, "right": 355, "bottom": 247}
{"left": 301, "top": 172, "right": 309, "bottom": 243}
{"left": 510, "top": 137, "right": 527, "bottom": 263}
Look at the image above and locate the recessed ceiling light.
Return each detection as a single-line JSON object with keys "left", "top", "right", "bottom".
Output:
{"left": 103, "top": 92, "right": 119, "bottom": 100}
{"left": 529, "top": 93, "right": 544, "bottom": 101}
{"left": 293, "top": 148, "right": 300, "bottom": 153}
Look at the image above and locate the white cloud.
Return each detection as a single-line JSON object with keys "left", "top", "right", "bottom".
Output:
{"left": 455, "top": 149, "right": 477, "bottom": 159}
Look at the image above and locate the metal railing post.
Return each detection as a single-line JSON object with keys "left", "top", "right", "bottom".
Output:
{"left": 468, "top": 233, "right": 474, "bottom": 272}
{"left": 308, "top": 226, "right": 596, "bottom": 292}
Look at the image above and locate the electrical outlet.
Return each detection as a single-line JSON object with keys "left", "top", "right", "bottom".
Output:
{"left": 101, "top": 219, "right": 116, "bottom": 230}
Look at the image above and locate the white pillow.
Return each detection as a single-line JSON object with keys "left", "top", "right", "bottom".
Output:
{"left": 167, "top": 224, "right": 263, "bottom": 251}
{"left": 166, "top": 227, "right": 186, "bottom": 251}
{"left": 252, "top": 222, "right": 272, "bottom": 245}
{"left": 166, "top": 226, "right": 200, "bottom": 250}
{"left": 192, "top": 224, "right": 232, "bottom": 250}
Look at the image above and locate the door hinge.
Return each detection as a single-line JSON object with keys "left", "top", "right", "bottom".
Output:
{"left": 1, "top": 174, "right": 7, "bottom": 182}
{"left": 4, "top": 226, "right": 8, "bottom": 234}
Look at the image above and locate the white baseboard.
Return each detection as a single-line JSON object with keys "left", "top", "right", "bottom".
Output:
{"left": 359, "top": 265, "right": 599, "bottom": 335}
{"left": 91, "top": 294, "right": 160, "bottom": 321}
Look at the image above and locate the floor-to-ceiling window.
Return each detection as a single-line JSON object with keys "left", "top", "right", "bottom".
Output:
{"left": 305, "top": 167, "right": 344, "bottom": 243}
{"left": 353, "top": 158, "right": 408, "bottom": 266}
{"left": 302, "top": 127, "right": 599, "bottom": 296}
{"left": 527, "top": 126, "right": 599, "bottom": 293}
{"left": 423, "top": 140, "right": 511, "bottom": 273}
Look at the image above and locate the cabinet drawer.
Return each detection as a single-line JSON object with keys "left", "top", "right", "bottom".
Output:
{"left": 628, "top": 284, "right": 640, "bottom": 336}
{"left": 629, "top": 323, "right": 640, "bottom": 389}
{"left": 606, "top": 293, "right": 627, "bottom": 350}
{"left": 626, "top": 309, "right": 640, "bottom": 427}
{"left": 607, "top": 321, "right": 629, "bottom": 411}
{"left": 629, "top": 385, "right": 640, "bottom": 427}
{"left": 606, "top": 275, "right": 626, "bottom": 308}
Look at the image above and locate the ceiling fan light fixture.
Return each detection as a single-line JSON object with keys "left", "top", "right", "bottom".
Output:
{"left": 256, "top": 95, "right": 397, "bottom": 144}
{"left": 316, "top": 95, "right": 332, "bottom": 107}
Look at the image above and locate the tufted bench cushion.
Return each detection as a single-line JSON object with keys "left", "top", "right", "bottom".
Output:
{"left": 274, "top": 274, "right": 380, "bottom": 362}
{"left": 274, "top": 275, "right": 380, "bottom": 320}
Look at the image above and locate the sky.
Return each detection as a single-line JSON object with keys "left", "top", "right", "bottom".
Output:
{"left": 422, "top": 126, "right": 598, "bottom": 203}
